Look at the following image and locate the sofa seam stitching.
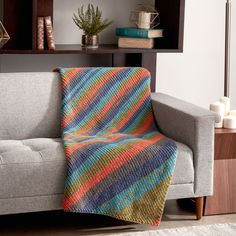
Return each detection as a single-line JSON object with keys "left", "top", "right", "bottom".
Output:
{"left": 0, "top": 160, "right": 66, "bottom": 166}
{"left": 0, "top": 193, "right": 64, "bottom": 200}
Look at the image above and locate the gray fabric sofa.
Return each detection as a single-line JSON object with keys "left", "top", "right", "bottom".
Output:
{"left": 0, "top": 72, "right": 217, "bottom": 219}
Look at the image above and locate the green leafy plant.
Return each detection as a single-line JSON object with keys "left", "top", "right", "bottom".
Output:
{"left": 73, "top": 4, "right": 113, "bottom": 36}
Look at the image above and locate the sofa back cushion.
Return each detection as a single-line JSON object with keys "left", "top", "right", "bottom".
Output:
{"left": 0, "top": 72, "right": 61, "bottom": 140}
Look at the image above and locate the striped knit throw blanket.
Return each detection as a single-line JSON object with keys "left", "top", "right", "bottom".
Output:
{"left": 57, "top": 67, "right": 177, "bottom": 226}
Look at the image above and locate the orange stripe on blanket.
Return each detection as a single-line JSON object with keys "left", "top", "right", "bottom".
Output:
{"left": 65, "top": 71, "right": 147, "bottom": 136}
{"left": 63, "top": 133, "right": 164, "bottom": 209}
{"left": 102, "top": 89, "right": 150, "bottom": 136}
{"left": 131, "top": 115, "right": 154, "bottom": 135}
{"left": 61, "top": 68, "right": 83, "bottom": 90}
{"left": 62, "top": 68, "right": 126, "bottom": 129}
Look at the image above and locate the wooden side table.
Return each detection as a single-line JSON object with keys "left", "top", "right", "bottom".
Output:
{"left": 204, "top": 128, "right": 236, "bottom": 215}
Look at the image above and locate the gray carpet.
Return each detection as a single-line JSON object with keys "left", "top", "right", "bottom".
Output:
{"left": 107, "top": 223, "right": 236, "bottom": 236}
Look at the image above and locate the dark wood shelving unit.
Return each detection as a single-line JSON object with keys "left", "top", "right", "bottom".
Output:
{"left": 1, "top": 0, "right": 185, "bottom": 91}
{"left": 2, "top": 0, "right": 54, "bottom": 50}
{"left": 0, "top": 44, "right": 184, "bottom": 54}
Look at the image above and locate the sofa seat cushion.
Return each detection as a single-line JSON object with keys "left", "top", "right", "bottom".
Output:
{"left": 0, "top": 138, "right": 66, "bottom": 199}
{"left": 0, "top": 138, "right": 193, "bottom": 199}
{"left": 172, "top": 142, "right": 194, "bottom": 185}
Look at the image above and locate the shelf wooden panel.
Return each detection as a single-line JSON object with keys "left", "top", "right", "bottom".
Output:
{"left": 215, "top": 129, "right": 236, "bottom": 160}
{"left": 3, "top": 0, "right": 33, "bottom": 50}
{"left": 0, "top": 44, "right": 183, "bottom": 54}
{"left": 215, "top": 128, "right": 236, "bottom": 134}
{"left": 155, "top": 0, "right": 185, "bottom": 50}
{"left": 205, "top": 129, "right": 236, "bottom": 215}
{"left": 205, "top": 159, "right": 236, "bottom": 215}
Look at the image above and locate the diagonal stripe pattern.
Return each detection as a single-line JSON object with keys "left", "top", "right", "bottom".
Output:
{"left": 57, "top": 67, "right": 178, "bottom": 226}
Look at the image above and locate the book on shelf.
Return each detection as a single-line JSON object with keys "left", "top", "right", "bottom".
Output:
{"left": 116, "top": 28, "right": 163, "bottom": 38}
{"left": 37, "top": 17, "right": 44, "bottom": 50}
{"left": 118, "top": 37, "right": 154, "bottom": 49}
{"left": 44, "top": 16, "right": 55, "bottom": 50}
{"left": 37, "top": 16, "right": 55, "bottom": 50}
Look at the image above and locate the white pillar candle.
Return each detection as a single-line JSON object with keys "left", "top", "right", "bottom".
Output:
{"left": 209, "top": 102, "right": 225, "bottom": 128}
{"left": 220, "top": 96, "right": 230, "bottom": 115}
{"left": 223, "top": 115, "right": 236, "bottom": 129}
{"left": 229, "top": 110, "right": 236, "bottom": 116}
{"left": 138, "top": 11, "right": 151, "bottom": 29}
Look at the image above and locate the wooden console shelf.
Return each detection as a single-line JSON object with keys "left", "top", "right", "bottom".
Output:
{"left": 204, "top": 128, "right": 236, "bottom": 215}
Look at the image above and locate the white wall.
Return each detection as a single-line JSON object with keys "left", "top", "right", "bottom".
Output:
{"left": 54, "top": 0, "right": 148, "bottom": 44}
{"left": 0, "top": 0, "right": 235, "bottom": 109}
{"left": 157, "top": 0, "right": 235, "bottom": 109}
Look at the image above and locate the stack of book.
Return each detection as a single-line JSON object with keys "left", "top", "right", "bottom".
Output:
{"left": 116, "top": 27, "right": 163, "bottom": 49}
{"left": 37, "top": 16, "right": 55, "bottom": 50}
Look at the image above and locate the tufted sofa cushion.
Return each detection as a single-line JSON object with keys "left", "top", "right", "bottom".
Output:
{"left": 0, "top": 73, "right": 61, "bottom": 140}
{"left": 0, "top": 138, "right": 193, "bottom": 200}
{"left": 0, "top": 138, "right": 66, "bottom": 199}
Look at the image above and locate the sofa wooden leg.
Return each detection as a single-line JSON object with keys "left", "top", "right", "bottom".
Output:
{"left": 195, "top": 197, "right": 204, "bottom": 220}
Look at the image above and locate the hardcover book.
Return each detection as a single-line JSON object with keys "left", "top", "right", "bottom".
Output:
{"left": 44, "top": 16, "right": 55, "bottom": 50}
{"left": 116, "top": 28, "right": 163, "bottom": 38}
{"left": 118, "top": 37, "right": 154, "bottom": 49}
{"left": 37, "top": 17, "right": 44, "bottom": 50}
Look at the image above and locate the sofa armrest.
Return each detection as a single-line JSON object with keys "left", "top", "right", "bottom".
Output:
{"left": 151, "top": 93, "right": 218, "bottom": 197}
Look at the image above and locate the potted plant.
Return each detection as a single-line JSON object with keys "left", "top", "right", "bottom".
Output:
{"left": 73, "top": 4, "right": 113, "bottom": 48}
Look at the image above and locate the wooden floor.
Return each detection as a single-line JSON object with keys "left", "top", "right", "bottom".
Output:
{"left": 0, "top": 200, "right": 236, "bottom": 236}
